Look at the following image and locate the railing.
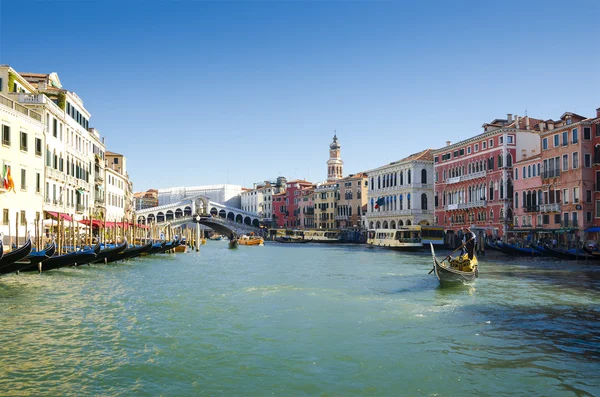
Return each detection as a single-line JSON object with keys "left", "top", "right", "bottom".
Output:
{"left": 0, "top": 94, "right": 42, "bottom": 122}
{"left": 542, "top": 169, "right": 561, "bottom": 179}
{"left": 523, "top": 205, "right": 539, "bottom": 213}
{"left": 335, "top": 215, "right": 349, "bottom": 221}
{"left": 458, "top": 200, "right": 486, "bottom": 210}
{"left": 539, "top": 203, "right": 561, "bottom": 213}
{"left": 444, "top": 171, "right": 487, "bottom": 185}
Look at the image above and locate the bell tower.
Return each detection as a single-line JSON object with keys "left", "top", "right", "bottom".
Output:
{"left": 327, "top": 133, "right": 343, "bottom": 182}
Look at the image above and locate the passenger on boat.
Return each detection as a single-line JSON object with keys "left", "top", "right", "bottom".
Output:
{"left": 462, "top": 227, "right": 476, "bottom": 260}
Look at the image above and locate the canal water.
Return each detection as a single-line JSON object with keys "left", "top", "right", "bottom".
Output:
{"left": 0, "top": 242, "right": 598, "bottom": 397}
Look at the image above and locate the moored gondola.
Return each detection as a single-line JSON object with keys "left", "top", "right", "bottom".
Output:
{"left": 531, "top": 243, "right": 595, "bottom": 260}
{"left": 106, "top": 242, "right": 154, "bottom": 263}
{"left": 92, "top": 241, "right": 128, "bottom": 264}
{"left": 4, "top": 242, "right": 57, "bottom": 274}
{"left": 429, "top": 243, "right": 478, "bottom": 286}
{"left": 0, "top": 237, "right": 33, "bottom": 271}
{"left": 274, "top": 236, "right": 309, "bottom": 244}
{"left": 39, "top": 247, "right": 98, "bottom": 272}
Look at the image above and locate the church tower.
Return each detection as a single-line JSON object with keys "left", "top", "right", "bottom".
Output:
{"left": 327, "top": 134, "right": 344, "bottom": 182}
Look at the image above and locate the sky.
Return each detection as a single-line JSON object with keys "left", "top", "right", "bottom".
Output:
{"left": 1, "top": 0, "right": 599, "bottom": 191}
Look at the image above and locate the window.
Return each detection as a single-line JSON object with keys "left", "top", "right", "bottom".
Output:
{"left": 585, "top": 153, "right": 592, "bottom": 168}
{"left": 574, "top": 187, "right": 579, "bottom": 203}
{"left": 553, "top": 134, "right": 559, "bottom": 147}
{"left": 562, "top": 131, "right": 568, "bottom": 146}
{"left": 2, "top": 124, "right": 10, "bottom": 146}
{"left": 587, "top": 190, "right": 592, "bottom": 203}
{"left": 587, "top": 211, "right": 592, "bottom": 222}
{"left": 20, "top": 168, "right": 26, "bottom": 190}
{"left": 596, "top": 201, "right": 600, "bottom": 218}
{"left": 474, "top": 144, "right": 479, "bottom": 152}
{"left": 35, "top": 137, "right": 42, "bottom": 156}
{"left": 507, "top": 136, "right": 514, "bottom": 144}
{"left": 584, "top": 127, "right": 591, "bottom": 140}
{"left": 19, "top": 131, "right": 28, "bottom": 152}
{"left": 573, "top": 152, "right": 579, "bottom": 169}
{"left": 542, "top": 137, "right": 548, "bottom": 150}
{"left": 515, "top": 168, "right": 519, "bottom": 180}
{"left": 562, "top": 154, "right": 569, "bottom": 171}
{"left": 489, "top": 139, "right": 493, "bottom": 147}
{"left": 20, "top": 210, "right": 26, "bottom": 225}
{"left": 467, "top": 146, "right": 471, "bottom": 154}
{"left": 572, "top": 128, "right": 578, "bottom": 144}
{"left": 563, "top": 188, "right": 569, "bottom": 204}
{"left": 53, "top": 118, "right": 57, "bottom": 137}
{"left": 482, "top": 141, "right": 487, "bottom": 149}
{"left": 36, "top": 172, "right": 41, "bottom": 193}
{"left": 2, "top": 209, "right": 8, "bottom": 225}
{"left": 499, "top": 136, "right": 503, "bottom": 144}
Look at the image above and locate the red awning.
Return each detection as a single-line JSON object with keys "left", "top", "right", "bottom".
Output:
{"left": 45, "top": 211, "right": 74, "bottom": 222}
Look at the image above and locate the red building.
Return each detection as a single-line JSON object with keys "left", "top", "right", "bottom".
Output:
{"left": 271, "top": 180, "right": 313, "bottom": 228}
{"left": 433, "top": 114, "right": 544, "bottom": 240}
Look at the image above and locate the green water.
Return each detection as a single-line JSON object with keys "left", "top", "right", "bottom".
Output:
{"left": 1, "top": 242, "right": 598, "bottom": 397}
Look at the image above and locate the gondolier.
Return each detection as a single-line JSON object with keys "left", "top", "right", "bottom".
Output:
{"left": 462, "top": 227, "right": 476, "bottom": 260}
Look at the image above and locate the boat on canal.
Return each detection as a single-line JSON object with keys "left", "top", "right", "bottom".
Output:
{"left": 238, "top": 234, "right": 264, "bottom": 246}
{"left": 1, "top": 241, "right": 56, "bottom": 274}
{"left": 0, "top": 236, "right": 33, "bottom": 271}
{"left": 274, "top": 236, "right": 309, "bottom": 243}
{"left": 429, "top": 243, "right": 478, "bottom": 286}
{"left": 366, "top": 226, "right": 423, "bottom": 251}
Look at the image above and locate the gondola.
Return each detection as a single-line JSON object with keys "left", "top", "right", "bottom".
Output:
{"left": 429, "top": 243, "right": 478, "bottom": 286}
{"left": 106, "top": 242, "right": 154, "bottom": 263}
{"left": 145, "top": 241, "right": 166, "bottom": 255}
{"left": 228, "top": 236, "right": 238, "bottom": 249}
{"left": 0, "top": 237, "right": 33, "bottom": 271}
{"left": 92, "top": 241, "right": 128, "bottom": 264}
{"left": 39, "top": 247, "right": 98, "bottom": 272}
{"left": 583, "top": 245, "right": 600, "bottom": 258}
{"left": 530, "top": 243, "right": 594, "bottom": 260}
{"left": 496, "top": 241, "right": 542, "bottom": 257}
{"left": 4, "top": 242, "right": 57, "bottom": 274}
{"left": 157, "top": 239, "right": 180, "bottom": 254}
{"left": 274, "top": 237, "right": 310, "bottom": 244}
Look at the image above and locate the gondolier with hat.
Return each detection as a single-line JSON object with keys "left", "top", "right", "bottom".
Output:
{"left": 462, "top": 227, "right": 476, "bottom": 260}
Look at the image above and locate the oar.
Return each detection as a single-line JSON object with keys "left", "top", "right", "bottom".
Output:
{"left": 428, "top": 236, "right": 475, "bottom": 274}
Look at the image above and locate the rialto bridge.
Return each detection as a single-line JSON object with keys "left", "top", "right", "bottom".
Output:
{"left": 135, "top": 195, "right": 262, "bottom": 233}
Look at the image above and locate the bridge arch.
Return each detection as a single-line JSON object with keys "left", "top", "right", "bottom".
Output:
{"left": 244, "top": 216, "right": 251, "bottom": 225}
{"left": 210, "top": 207, "right": 218, "bottom": 217}
{"left": 138, "top": 215, "right": 146, "bottom": 225}
{"left": 147, "top": 214, "right": 155, "bottom": 223}
{"left": 184, "top": 206, "right": 192, "bottom": 216}
{"left": 252, "top": 219, "right": 259, "bottom": 227}
{"left": 175, "top": 208, "right": 183, "bottom": 218}
{"left": 219, "top": 209, "right": 227, "bottom": 218}
{"left": 157, "top": 212, "right": 165, "bottom": 223}
{"left": 166, "top": 210, "right": 174, "bottom": 221}
{"left": 227, "top": 212, "right": 234, "bottom": 221}
{"left": 236, "top": 214, "right": 243, "bottom": 223}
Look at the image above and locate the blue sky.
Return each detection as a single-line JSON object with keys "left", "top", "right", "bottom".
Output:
{"left": 1, "top": 0, "right": 598, "bottom": 191}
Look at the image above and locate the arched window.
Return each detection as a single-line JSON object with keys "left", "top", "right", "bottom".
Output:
{"left": 408, "top": 170, "right": 411, "bottom": 184}
{"left": 507, "top": 153, "right": 513, "bottom": 167}
{"left": 421, "top": 193, "right": 427, "bottom": 210}
{"left": 489, "top": 181, "right": 494, "bottom": 201}
{"left": 421, "top": 169, "right": 427, "bottom": 184}
{"left": 377, "top": 176, "right": 381, "bottom": 189}
{"left": 515, "top": 192, "right": 519, "bottom": 208}
{"left": 515, "top": 167, "right": 519, "bottom": 180}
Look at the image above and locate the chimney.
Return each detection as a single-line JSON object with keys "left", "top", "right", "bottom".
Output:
{"left": 548, "top": 121, "right": 554, "bottom": 130}
{"left": 539, "top": 122, "right": 545, "bottom": 132}
{"left": 525, "top": 116, "right": 530, "bottom": 130}
{"left": 507, "top": 114, "right": 513, "bottom": 122}
{"left": 597, "top": 107, "right": 600, "bottom": 118}
{"left": 514, "top": 115, "right": 519, "bottom": 129}
{"left": 446, "top": 141, "right": 451, "bottom": 146}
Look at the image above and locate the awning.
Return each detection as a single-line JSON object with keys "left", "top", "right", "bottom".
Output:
{"left": 584, "top": 227, "right": 600, "bottom": 233}
{"left": 45, "top": 211, "right": 74, "bottom": 222}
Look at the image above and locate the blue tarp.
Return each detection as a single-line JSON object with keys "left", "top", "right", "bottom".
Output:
{"left": 584, "top": 227, "right": 600, "bottom": 233}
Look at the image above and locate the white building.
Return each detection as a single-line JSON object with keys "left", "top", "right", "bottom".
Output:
{"left": 0, "top": 66, "right": 45, "bottom": 244}
{"left": 104, "top": 151, "right": 131, "bottom": 221}
{"left": 240, "top": 181, "right": 285, "bottom": 223}
{"left": 18, "top": 70, "right": 100, "bottom": 222}
{"left": 158, "top": 184, "right": 243, "bottom": 208}
{"left": 366, "top": 149, "right": 435, "bottom": 229}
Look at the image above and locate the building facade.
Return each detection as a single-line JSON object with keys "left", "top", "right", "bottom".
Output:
{"left": 366, "top": 149, "right": 434, "bottom": 230}
{"left": 336, "top": 172, "right": 368, "bottom": 229}
{"left": 105, "top": 151, "right": 132, "bottom": 222}
{"left": 314, "top": 182, "right": 338, "bottom": 229}
{"left": 433, "top": 115, "right": 543, "bottom": 238}
{"left": 0, "top": 67, "right": 45, "bottom": 244}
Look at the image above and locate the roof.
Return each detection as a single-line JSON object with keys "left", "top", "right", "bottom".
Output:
{"left": 397, "top": 148, "right": 434, "bottom": 163}
{"left": 105, "top": 151, "right": 123, "bottom": 157}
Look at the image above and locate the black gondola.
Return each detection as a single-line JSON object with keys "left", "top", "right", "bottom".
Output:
{"left": 39, "top": 248, "right": 98, "bottom": 272}
{"left": 92, "top": 241, "right": 128, "bottom": 264}
{"left": 0, "top": 238, "right": 33, "bottom": 271}
{"left": 4, "top": 242, "right": 57, "bottom": 274}
{"left": 146, "top": 242, "right": 166, "bottom": 255}
{"left": 106, "top": 242, "right": 153, "bottom": 263}
{"left": 531, "top": 244, "right": 595, "bottom": 260}
{"left": 274, "top": 237, "right": 310, "bottom": 244}
{"left": 430, "top": 243, "right": 478, "bottom": 286}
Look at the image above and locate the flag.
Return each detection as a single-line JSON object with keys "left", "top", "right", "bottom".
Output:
{"left": 6, "top": 166, "right": 15, "bottom": 193}
{"left": 374, "top": 197, "right": 385, "bottom": 209}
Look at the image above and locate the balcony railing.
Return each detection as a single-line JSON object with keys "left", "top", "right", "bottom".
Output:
{"left": 335, "top": 215, "right": 349, "bottom": 221}
{"left": 542, "top": 169, "right": 561, "bottom": 179}
{"left": 0, "top": 93, "right": 42, "bottom": 122}
{"left": 523, "top": 205, "right": 539, "bottom": 213}
{"left": 539, "top": 203, "right": 561, "bottom": 213}
{"left": 444, "top": 171, "right": 487, "bottom": 185}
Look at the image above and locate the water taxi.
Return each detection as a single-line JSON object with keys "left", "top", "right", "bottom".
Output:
{"left": 238, "top": 235, "right": 264, "bottom": 246}
{"left": 366, "top": 226, "right": 422, "bottom": 251}
{"left": 302, "top": 229, "right": 341, "bottom": 243}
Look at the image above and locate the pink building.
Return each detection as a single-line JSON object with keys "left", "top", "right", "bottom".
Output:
{"left": 512, "top": 154, "right": 544, "bottom": 235}
{"left": 433, "top": 114, "right": 543, "bottom": 239}
{"left": 297, "top": 187, "right": 315, "bottom": 228}
{"left": 272, "top": 180, "right": 313, "bottom": 228}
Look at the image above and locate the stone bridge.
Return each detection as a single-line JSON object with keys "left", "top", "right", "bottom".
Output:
{"left": 136, "top": 194, "right": 263, "bottom": 235}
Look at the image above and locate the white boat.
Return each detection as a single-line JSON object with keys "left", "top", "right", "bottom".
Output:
{"left": 302, "top": 229, "right": 341, "bottom": 243}
{"left": 366, "top": 226, "right": 423, "bottom": 251}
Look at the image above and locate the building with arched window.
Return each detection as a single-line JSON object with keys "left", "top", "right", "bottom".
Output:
{"left": 365, "top": 149, "right": 434, "bottom": 230}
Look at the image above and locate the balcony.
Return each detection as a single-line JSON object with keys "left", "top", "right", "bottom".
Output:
{"left": 0, "top": 93, "right": 42, "bottom": 122}
{"left": 541, "top": 169, "right": 561, "bottom": 179}
{"left": 523, "top": 205, "right": 539, "bottom": 213}
{"left": 94, "top": 174, "right": 104, "bottom": 183}
{"left": 444, "top": 171, "right": 487, "bottom": 185}
{"left": 539, "top": 203, "right": 561, "bottom": 213}
{"left": 335, "top": 215, "right": 349, "bottom": 221}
